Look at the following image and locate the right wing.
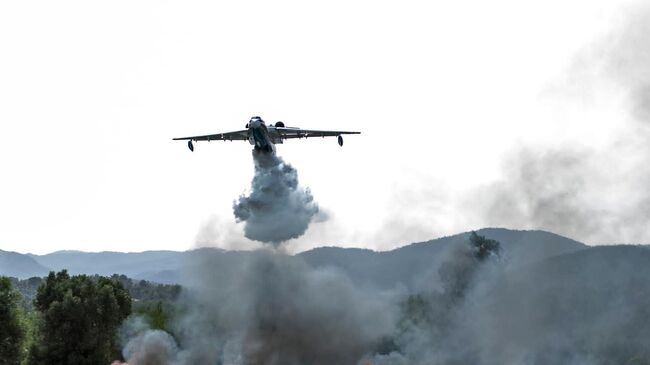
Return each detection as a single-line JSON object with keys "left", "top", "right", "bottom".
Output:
{"left": 172, "top": 130, "right": 249, "bottom": 142}
{"left": 274, "top": 127, "right": 360, "bottom": 139}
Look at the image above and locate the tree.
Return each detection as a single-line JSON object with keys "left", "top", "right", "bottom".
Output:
{"left": 28, "top": 271, "right": 131, "bottom": 365}
{"left": 468, "top": 231, "right": 500, "bottom": 260}
{"left": 0, "top": 277, "right": 25, "bottom": 365}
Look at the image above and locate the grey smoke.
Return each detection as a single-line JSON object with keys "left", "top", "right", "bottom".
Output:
{"left": 468, "top": 3, "right": 650, "bottom": 244}
{"left": 115, "top": 251, "right": 397, "bottom": 365}
{"left": 117, "top": 317, "right": 180, "bottom": 365}
{"left": 114, "top": 231, "right": 650, "bottom": 365}
{"left": 364, "top": 237, "right": 650, "bottom": 364}
{"left": 604, "top": 5, "right": 650, "bottom": 123}
{"left": 468, "top": 147, "right": 604, "bottom": 242}
{"left": 123, "top": 330, "right": 179, "bottom": 365}
{"left": 180, "top": 251, "right": 396, "bottom": 365}
{"left": 233, "top": 150, "right": 322, "bottom": 246}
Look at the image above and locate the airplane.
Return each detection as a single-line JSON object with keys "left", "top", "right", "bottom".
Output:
{"left": 173, "top": 116, "right": 361, "bottom": 152}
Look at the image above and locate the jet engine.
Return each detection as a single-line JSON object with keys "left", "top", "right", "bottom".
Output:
{"left": 188, "top": 140, "right": 194, "bottom": 152}
{"left": 338, "top": 135, "right": 343, "bottom": 146}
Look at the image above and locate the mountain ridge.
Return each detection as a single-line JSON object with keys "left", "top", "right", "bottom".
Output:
{"left": 0, "top": 228, "right": 591, "bottom": 287}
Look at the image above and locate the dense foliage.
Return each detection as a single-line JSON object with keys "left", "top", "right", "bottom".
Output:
{"left": 11, "top": 275, "right": 180, "bottom": 307}
{"left": 108, "top": 274, "right": 181, "bottom": 302}
{"left": 27, "top": 271, "right": 131, "bottom": 365}
{"left": 0, "top": 277, "right": 25, "bottom": 365}
{"left": 1, "top": 273, "right": 179, "bottom": 364}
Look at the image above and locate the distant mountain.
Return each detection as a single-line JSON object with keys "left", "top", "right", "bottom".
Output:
{"left": 0, "top": 228, "right": 589, "bottom": 287}
{"left": 0, "top": 250, "right": 50, "bottom": 279}
{"left": 299, "top": 228, "right": 587, "bottom": 290}
{"left": 28, "top": 250, "right": 184, "bottom": 281}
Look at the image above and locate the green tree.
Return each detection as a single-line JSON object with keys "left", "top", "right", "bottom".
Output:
{"left": 28, "top": 271, "right": 131, "bottom": 365}
{"left": 468, "top": 231, "right": 500, "bottom": 260}
{"left": 0, "top": 277, "right": 25, "bottom": 365}
{"left": 145, "top": 301, "right": 169, "bottom": 331}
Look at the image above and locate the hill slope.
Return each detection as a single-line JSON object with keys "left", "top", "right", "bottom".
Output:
{"left": 0, "top": 228, "right": 586, "bottom": 288}
{"left": 462, "top": 245, "right": 650, "bottom": 362}
{"left": 299, "top": 228, "right": 587, "bottom": 289}
{"left": 0, "top": 250, "right": 50, "bottom": 278}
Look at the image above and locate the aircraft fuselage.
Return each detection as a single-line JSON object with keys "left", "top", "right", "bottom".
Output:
{"left": 247, "top": 117, "right": 295, "bottom": 153}
{"left": 247, "top": 117, "right": 274, "bottom": 153}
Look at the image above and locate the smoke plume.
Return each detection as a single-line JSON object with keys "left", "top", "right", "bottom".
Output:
{"left": 122, "top": 330, "right": 179, "bottom": 365}
{"left": 467, "top": 3, "right": 650, "bottom": 244}
{"left": 113, "top": 230, "right": 650, "bottom": 365}
{"left": 181, "top": 251, "right": 396, "bottom": 365}
{"left": 113, "top": 251, "right": 397, "bottom": 365}
{"left": 114, "top": 317, "right": 181, "bottom": 365}
{"left": 233, "top": 150, "right": 322, "bottom": 246}
{"left": 364, "top": 235, "right": 650, "bottom": 364}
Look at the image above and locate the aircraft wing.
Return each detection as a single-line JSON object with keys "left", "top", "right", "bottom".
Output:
{"left": 275, "top": 127, "right": 360, "bottom": 139}
{"left": 172, "top": 130, "right": 248, "bottom": 142}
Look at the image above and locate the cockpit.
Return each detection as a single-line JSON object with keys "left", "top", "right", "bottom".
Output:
{"left": 246, "top": 116, "right": 264, "bottom": 129}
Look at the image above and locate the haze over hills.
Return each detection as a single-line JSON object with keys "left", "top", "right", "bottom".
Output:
{"left": 26, "top": 250, "right": 184, "bottom": 280}
{"left": 0, "top": 250, "right": 50, "bottom": 278}
{"left": 4, "top": 227, "right": 650, "bottom": 363}
{"left": 2, "top": 228, "right": 589, "bottom": 287}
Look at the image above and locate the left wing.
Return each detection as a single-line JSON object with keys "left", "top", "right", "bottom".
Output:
{"left": 274, "top": 127, "right": 360, "bottom": 139}
{"left": 172, "top": 130, "right": 249, "bottom": 142}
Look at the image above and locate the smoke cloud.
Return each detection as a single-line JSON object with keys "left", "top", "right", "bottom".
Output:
{"left": 466, "top": 3, "right": 650, "bottom": 244}
{"left": 233, "top": 150, "right": 323, "bottom": 246}
{"left": 113, "top": 251, "right": 397, "bottom": 365}
{"left": 604, "top": 4, "right": 650, "bottom": 123}
{"left": 113, "top": 231, "right": 650, "bottom": 365}
{"left": 184, "top": 251, "right": 396, "bottom": 365}
{"left": 122, "top": 330, "right": 179, "bottom": 365}
{"left": 363, "top": 236, "right": 650, "bottom": 364}
{"left": 114, "top": 317, "right": 180, "bottom": 365}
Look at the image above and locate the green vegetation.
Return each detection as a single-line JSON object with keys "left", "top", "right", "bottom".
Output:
{"left": 0, "top": 277, "right": 25, "bottom": 365}
{"left": 0, "top": 271, "right": 179, "bottom": 365}
{"left": 108, "top": 274, "right": 181, "bottom": 302}
{"left": 27, "top": 270, "right": 131, "bottom": 365}
{"left": 132, "top": 300, "right": 178, "bottom": 333}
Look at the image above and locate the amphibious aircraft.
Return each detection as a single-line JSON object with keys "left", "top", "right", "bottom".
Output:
{"left": 173, "top": 116, "right": 361, "bottom": 152}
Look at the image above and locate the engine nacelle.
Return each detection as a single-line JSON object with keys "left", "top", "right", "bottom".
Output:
{"left": 188, "top": 140, "right": 194, "bottom": 152}
{"left": 338, "top": 135, "right": 343, "bottom": 146}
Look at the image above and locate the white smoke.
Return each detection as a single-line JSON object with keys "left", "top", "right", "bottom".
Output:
{"left": 115, "top": 317, "right": 181, "bottom": 365}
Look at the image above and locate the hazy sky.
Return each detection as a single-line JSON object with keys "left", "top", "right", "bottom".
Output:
{"left": 1, "top": 0, "right": 645, "bottom": 254}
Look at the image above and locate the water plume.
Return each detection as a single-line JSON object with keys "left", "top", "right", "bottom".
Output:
{"left": 233, "top": 150, "right": 322, "bottom": 246}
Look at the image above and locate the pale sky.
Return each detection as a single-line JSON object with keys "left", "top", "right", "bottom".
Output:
{"left": 0, "top": 0, "right": 645, "bottom": 254}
